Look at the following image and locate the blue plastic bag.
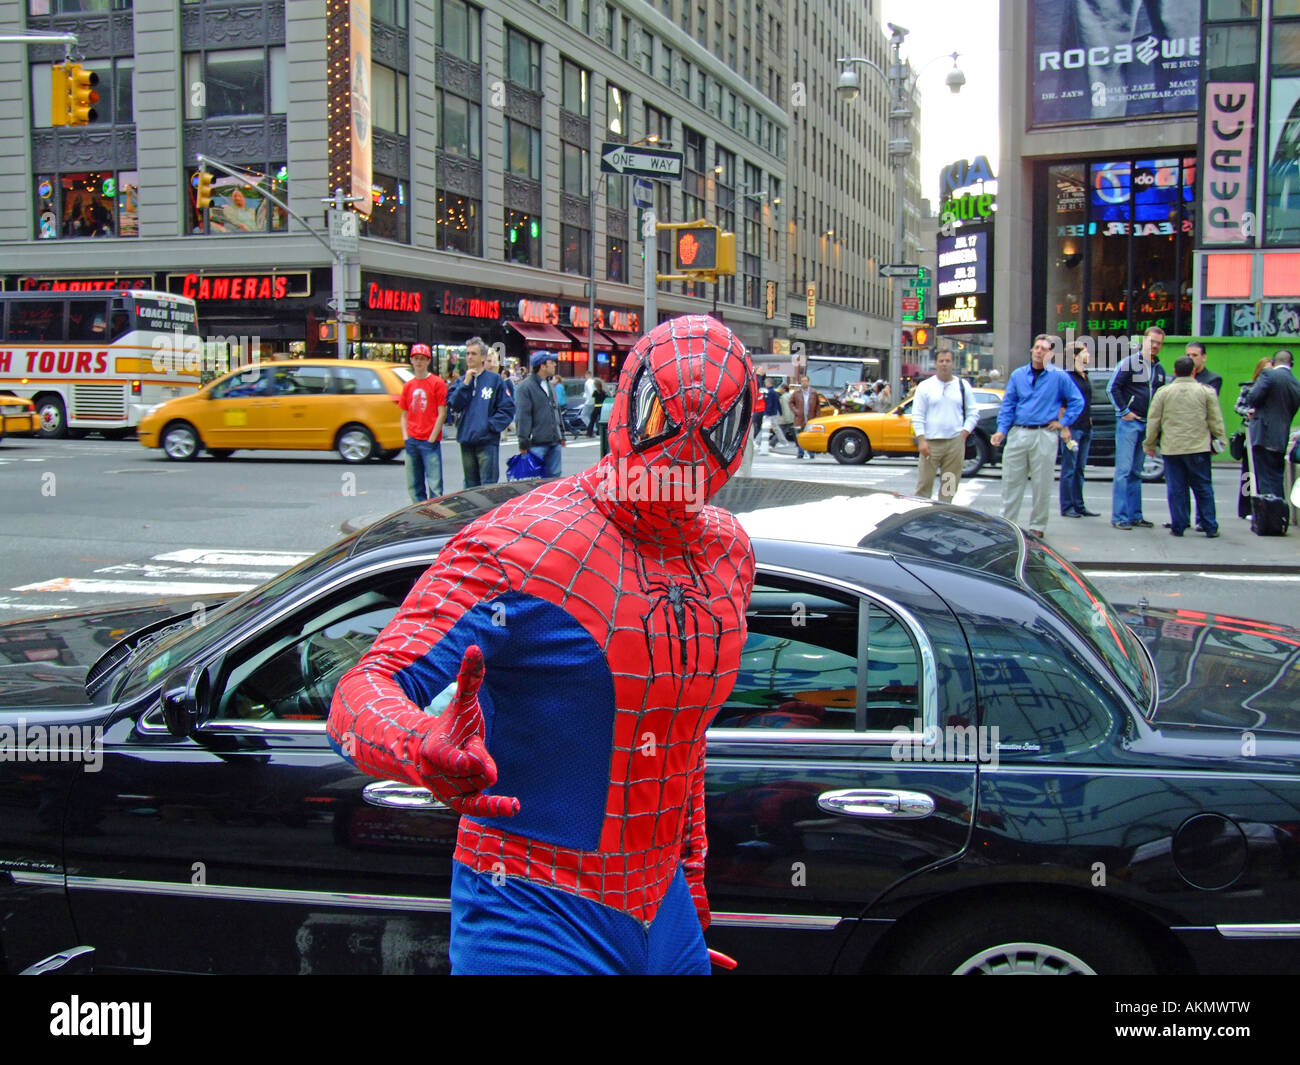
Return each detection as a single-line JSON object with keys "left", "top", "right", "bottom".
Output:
{"left": 506, "top": 450, "right": 546, "bottom": 481}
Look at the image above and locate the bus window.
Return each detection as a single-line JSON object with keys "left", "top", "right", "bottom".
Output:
{"left": 10, "top": 301, "right": 65, "bottom": 342}
{"left": 110, "top": 298, "right": 132, "bottom": 341}
{"left": 69, "top": 300, "right": 111, "bottom": 342}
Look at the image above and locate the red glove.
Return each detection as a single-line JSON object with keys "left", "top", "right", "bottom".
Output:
{"left": 416, "top": 645, "right": 519, "bottom": 819}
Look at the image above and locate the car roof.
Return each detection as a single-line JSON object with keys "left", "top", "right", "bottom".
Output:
{"left": 351, "top": 477, "right": 1022, "bottom": 578}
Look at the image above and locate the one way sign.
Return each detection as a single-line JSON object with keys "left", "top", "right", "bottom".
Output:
{"left": 600, "top": 142, "right": 684, "bottom": 181}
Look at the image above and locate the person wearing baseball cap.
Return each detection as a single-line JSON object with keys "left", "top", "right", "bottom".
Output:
{"left": 516, "top": 351, "right": 565, "bottom": 476}
{"left": 400, "top": 343, "right": 448, "bottom": 502}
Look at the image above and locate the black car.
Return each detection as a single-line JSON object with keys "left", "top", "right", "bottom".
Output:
{"left": 1086, "top": 368, "right": 1165, "bottom": 482}
{"left": 3, "top": 479, "right": 1298, "bottom": 975}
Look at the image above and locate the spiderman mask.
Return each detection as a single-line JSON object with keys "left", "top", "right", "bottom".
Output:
{"left": 595, "top": 315, "right": 757, "bottom": 531}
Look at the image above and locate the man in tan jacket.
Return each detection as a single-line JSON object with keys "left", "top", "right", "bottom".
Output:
{"left": 1144, "top": 355, "right": 1228, "bottom": 538}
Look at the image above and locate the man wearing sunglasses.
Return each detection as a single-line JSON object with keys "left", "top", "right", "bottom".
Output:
{"left": 330, "top": 315, "right": 759, "bottom": 974}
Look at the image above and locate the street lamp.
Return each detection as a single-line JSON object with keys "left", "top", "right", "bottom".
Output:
{"left": 837, "top": 25, "right": 964, "bottom": 402}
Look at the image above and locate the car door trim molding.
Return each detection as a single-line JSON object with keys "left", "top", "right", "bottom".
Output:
{"left": 709, "top": 911, "right": 844, "bottom": 930}
{"left": 1215, "top": 923, "right": 1300, "bottom": 939}
{"left": 62, "top": 873, "right": 454, "bottom": 913}
{"left": 979, "top": 764, "right": 1300, "bottom": 783}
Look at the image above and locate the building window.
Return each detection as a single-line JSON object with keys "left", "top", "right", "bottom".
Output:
{"left": 644, "top": 104, "right": 670, "bottom": 144}
{"left": 35, "top": 170, "right": 138, "bottom": 240}
{"left": 372, "top": 64, "right": 409, "bottom": 136}
{"left": 562, "top": 223, "right": 590, "bottom": 274}
{"left": 603, "top": 3, "right": 616, "bottom": 50}
{"left": 373, "top": 0, "right": 408, "bottom": 28}
{"left": 360, "top": 173, "right": 409, "bottom": 243}
{"left": 607, "top": 83, "right": 625, "bottom": 136}
{"left": 638, "top": 28, "right": 653, "bottom": 74}
{"left": 31, "top": 59, "right": 133, "bottom": 127}
{"left": 505, "top": 209, "right": 541, "bottom": 266}
{"left": 440, "top": 0, "right": 482, "bottom": 63}
{"left": 607, "top": 235, "right": 626, "bottom": 282}
{"left": 33, "top": 0, "right": 134, "bottom": 9}
{"left": 506, "top": 26, "right": 542, "bottom": 91}
{"left": 607, "top": 175, "right": 627, "bottom": 210}
{"left": 183, "top": 47, "right": 286, "bottom": 119}
{"left": 186, "top": 164, "right": 288, "bottom": 235}
{"left": 1267, "top": 20, "right": 1300, "bottom": 244}
{"left": 562, "top": 142, "right": 590, "bottom": 196}
{"left": 506, "top": 118, "right": 541, "bottom": 178}
{"left": 438, "top": 89, "right": 481, "bottom": 159}
{"left": 437, "top": 191, "right": 481, "bottom": 255}
{"left": 567, "top": 0, "right": 590, "bottom": 34}
{"left": 562, "top": 58, "right": 589, "bottom": 115}
{"left": 661, "top": 44, "right": 674, "bottom": 86}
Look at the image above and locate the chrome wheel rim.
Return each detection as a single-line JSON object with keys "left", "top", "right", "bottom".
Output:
{"left": 339, "top": 430, "right": 372, "bottom": 461}
{"left": 953, "top": 941, "right": 1096, "bottom": 975}
{"left": 163, "top": 428, "right": 197, "bottom": 459}
{"left": 840, "top": 434, "right": 861, "bottom": 457}
{"left": 39, "top": 404, "right": 62, "bottom": 433}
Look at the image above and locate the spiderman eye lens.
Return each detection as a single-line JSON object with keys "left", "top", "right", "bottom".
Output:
{"left": 630, "top": 366, "right": 680, "bottom": 448}
{"left": 702, "top": 387, "right": 752, "bottom": 465}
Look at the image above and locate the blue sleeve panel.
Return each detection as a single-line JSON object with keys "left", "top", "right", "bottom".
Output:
{"left": 393, "top": 591, "right": 617, "bottom": 851}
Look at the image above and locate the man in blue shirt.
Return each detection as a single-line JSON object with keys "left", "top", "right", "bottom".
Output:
{"left": 990, "top": 334, "right": 1085, "bottom": 538}
{"left": 1106, "top": 326, "right": 1167, "bottom": 529}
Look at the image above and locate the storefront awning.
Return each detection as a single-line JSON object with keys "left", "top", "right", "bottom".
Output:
{"left": 564, "top": 327, "right": 618, "bottom": 351}
{"left": 506, "top": 321, "right": 573, "bottom": 347}
{"left": 601, "top": 331, "right": 640, "bottom": 350}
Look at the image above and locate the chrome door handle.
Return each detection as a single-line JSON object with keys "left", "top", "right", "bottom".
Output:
{"left": 362, "top": 780, "right": 447, "bottom": 810}
{"left": 817, "top": 789, "right": 935, "bottom": 819}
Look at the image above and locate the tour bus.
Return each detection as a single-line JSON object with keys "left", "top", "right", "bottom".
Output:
{"left": 0, "top": 289, "right": 204, "bottom": 438}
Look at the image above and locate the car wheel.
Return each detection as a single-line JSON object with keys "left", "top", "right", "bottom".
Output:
{"left": 336, "top": 424, "right": 376, "bottom": 463}
{"left": 829, "top": 428, "right": 872, "bottom": 465}
{"left": 892, "top": 902, "right": 1156, "bottom": 975}
{"left": 962, "top": 433, "right": 991, "bottom": 477}
{"left": 35, "top": 394, "right": 68, "bottom": 439}
{"left": 161, "top": 421, "right": 201, "bottom": 461}
{"left": 208, "top": 449, "right": 234, "bottom": 460}
{"left": 1140, "top": 452, "right": 1165, "bottom": 483}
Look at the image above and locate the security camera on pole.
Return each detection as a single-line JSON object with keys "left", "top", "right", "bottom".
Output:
{"left": 836, "top": 26, "right": 964, "bottom": 404}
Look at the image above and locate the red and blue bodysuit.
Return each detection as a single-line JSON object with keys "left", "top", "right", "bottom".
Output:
{"left": 328, "top": 315, "right": 758, "bottom": 973}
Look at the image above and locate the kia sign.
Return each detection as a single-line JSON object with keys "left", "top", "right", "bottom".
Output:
{"left": 1030, "top": 0, "right": 1201, "bottom": 126}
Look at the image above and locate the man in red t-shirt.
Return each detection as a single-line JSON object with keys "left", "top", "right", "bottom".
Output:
{"left": 400, "top": 344, "right": 448, "bottom": 502}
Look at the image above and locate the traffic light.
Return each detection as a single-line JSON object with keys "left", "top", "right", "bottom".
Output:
{"left": 914, "top": 326, "right": 932, "bottom": 348}
{"left": 674, "top": 226, "right": 718, "bottom": 272}
{"left": 66, "top": 64, "right": 99, "bottom": 126}
{"left": 51, "top": 64, "right": 68, "bottom": 127}
{"left": 194, "top": 171, "right": 214, "bottom": 210}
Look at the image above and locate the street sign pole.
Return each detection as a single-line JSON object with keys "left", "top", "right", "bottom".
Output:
{"left": 644, "top": 218, "right": 657, "bottom": 334}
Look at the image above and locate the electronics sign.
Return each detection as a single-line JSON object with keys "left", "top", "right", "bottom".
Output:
{"left": 937, "top": 224, "right": 993, "bottom": 333}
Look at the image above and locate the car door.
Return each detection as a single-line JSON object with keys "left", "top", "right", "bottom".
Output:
{"left": 703, "top": 558, "right": 979, "bottom": 974}
{"left": 202, "top": 367, "right": 277, "bottom": 450}
{"left": 267, "top": 364, "right": 336, "bottom": 450}
{"left": 63, "top": 557, "right": 462, "bottom": 975}
{"left": 880, "top": 399, "right": 918, "bottom": 452}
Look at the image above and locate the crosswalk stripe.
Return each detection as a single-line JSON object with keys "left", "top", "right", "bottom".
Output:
{"left": 153, "top": 549, "right": 311, "bottom": 566}
{"left": 93, "top": 563, "right": 286, "bottom": 581}
{"left": 12, "top": 577, "right": 258, "bottom": 596}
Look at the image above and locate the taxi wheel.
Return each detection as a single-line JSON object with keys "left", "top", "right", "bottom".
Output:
{"left": 963, "top": 433, "right": 991, "bottom": 477}
{"left": 336, "top": 424, "right": 375, "bottom": 463}
{"left": 35, "top": 394, "right": 68, "bottom": 439}
{"left": 829, "top": 428, "right": 871, "bottom": 465}
{"left": 161, "top": 421, "right": 200, "bottom": 461}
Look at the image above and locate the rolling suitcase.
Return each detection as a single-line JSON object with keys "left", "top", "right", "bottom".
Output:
{"left": 1246, "top": 437, "right": 1290, "bottom": 536}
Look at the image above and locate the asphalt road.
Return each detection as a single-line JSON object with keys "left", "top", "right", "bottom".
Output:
{"left": 1, "top": 433, "right": 1295, "bottom": 627}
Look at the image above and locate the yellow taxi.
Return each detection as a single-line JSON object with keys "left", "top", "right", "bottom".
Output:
{"left": 0, "top": 395, "right": 40, "bottom": 441}
{"left": 796, "top": 388, "right": 1006, "bottom": 474}
{"left": 137, "top": 359, "right": 409, "bottom": 463}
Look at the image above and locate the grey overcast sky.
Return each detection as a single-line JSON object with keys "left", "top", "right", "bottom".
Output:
{"left": 879, "top": 0, "right": 1001, "bottom": 206}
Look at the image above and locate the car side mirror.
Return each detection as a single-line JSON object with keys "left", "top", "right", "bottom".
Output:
{"left": 160, "top": 663, "right": 214, "bottom": 737}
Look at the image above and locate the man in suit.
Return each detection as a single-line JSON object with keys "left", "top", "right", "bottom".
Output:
{"left": 791, "top": 375, "right": 824, "bottom": 460}
{"left": 1245, "top": 349, "right": 1300, "bottom": 498}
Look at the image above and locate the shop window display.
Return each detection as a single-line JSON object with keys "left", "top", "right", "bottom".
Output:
{"left": 187, "top": 166, "right": 288, "bottom": 235}
{"left": 505, "top": 210, "right": 541, "bottom": 267}
{"left": 361, "top": 173, "right": 409, "bottom": 244}
{"left": 437, "top": 192, "right": 480, "bottom": 255}
{"left": 34, "top": 171, "right": 137, "bottom": 240}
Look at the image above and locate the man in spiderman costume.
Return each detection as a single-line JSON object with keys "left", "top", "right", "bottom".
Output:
{"left": 328, "top": 315, "right": 757, "bottom": 974}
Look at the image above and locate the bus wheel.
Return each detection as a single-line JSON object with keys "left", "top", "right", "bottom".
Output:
{"left": 35, "top": 395, "right": 68, "bottom": 439}
{"left": 161, "top": 421, "right": 200, "bottom": 461}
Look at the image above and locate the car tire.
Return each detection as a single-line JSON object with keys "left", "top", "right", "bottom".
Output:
{"left": 208, "top": 449, "right": 234, "bottom": 460}
{"left": 1140, "top": 452, "right": 1165, "bottom": 483}
{"left": 962, "top": 433, "right": 991, "bottom": 477}
{"left": 829, "top": 428, "right": 872, "bottom": 465}
{"left": 161, "top": 421, "right": 201, "bottom": 461}
{"left": 336, "top": 424, "right": 376, "bottom": 463}
{"left": 891, "top": 901, "right": 1156, "bottom": 975}
{"left": 34, "top": 394, "right": 68, "bottom": 439}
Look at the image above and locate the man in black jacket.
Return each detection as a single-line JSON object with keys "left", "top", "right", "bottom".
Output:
{"left": 1188, "top": 341, "right": 1223, "bottom": 395}
{"left": 516, "top": 350, "right": 566, "bottom": 476}
{"left": 448, "top": 337, "right": 516, "bottom": 488}
{"left": 1106, "top": 326, "right": 1168, "bottom": 529}
{"left": 1245, "top": 350, "right": 1300, "bottom": 498}
{"left": 1059, "top": 341, "right": 1098, "bottom": 517}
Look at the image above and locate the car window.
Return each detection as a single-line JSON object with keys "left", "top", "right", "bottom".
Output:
{"left": 214, "top": 568, "right": 426, "bottom": 723}
{"left": 715, "top": 577, "right": 922, "bottom": 732}
{"left": 974, "top": 390, "right": 1002, "bottom": 404}
{"left": 276, "top": 366, "right": 332, "bottom": 394}
{"left": 334, "top": 366, "right": 386, "bottom": 394}
{"left": 211, "top": 368, "right": 274, "bottom": 399}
